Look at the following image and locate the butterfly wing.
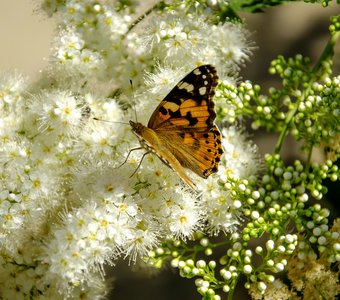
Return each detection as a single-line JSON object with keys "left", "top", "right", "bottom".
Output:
{"left": 178, "top": 127, "right": 223, "bottom": 178}
{"left": 148, "top": 65, "right": 218, "bottom": 131}
{"left": 147, "top": 65, "right": 223, "bottom": 179}
{"left": 157, "top": 127, "right": 223, "bottom": 179}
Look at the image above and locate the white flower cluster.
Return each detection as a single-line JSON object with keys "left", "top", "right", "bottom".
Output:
{"left": 0, "top": 0, "right": 257, "bottom": 298}
{"left": 141, "top": 11, "right": 252, "bottom": 78}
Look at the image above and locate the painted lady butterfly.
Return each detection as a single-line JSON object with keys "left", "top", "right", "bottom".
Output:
{"left": 130, "top": 65, "right": 223, "bottom": 189}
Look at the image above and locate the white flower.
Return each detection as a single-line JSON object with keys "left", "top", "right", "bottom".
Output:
{"left": 124, "top": 227, "right": 159, "bottom": 262}
{"left": 31, "top": 90, "right": 83, "bottom": 136}
{"left": 98, "top": 10, "right": 129, "bottom": 39}
{"left": 0, "top": 72, "right": 27, "bottom": 137}
{"left": 221, "top": 126, "right": 262, "bottom": 179}
{"left": 198, "top": 173, "right": 240, "bottom": 235}
{"left": 74, "top": 120, "right": 122, "bottom": 161}
{"left": 55, "top": 28, "right": 84, "bottom": 64}
{"left": 168, "top": 203, "right": 200, "bottom": 239}
{"left": 53, "top": 26, "right": 105, "bottom": 78}
{"left": 139, "top": 13, "right": 252, "bottom": 77}
{"left": 210, "top": 22, "right": 253, "bottom": 70}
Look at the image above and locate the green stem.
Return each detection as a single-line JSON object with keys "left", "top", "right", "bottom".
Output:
{"left": 312, "top": 31, "right": 340, "bottom": 73}
{"left": 274, "top": 109, "right": 295, "bottom": 154}
{"left": 227, "top": 279, "right": 238, "bottom": 300}
{"left": 305, "top": 145, "right": 313, "bottom": 173}
{"left": 274, "top": 31, "right": 339, "bottom": 154}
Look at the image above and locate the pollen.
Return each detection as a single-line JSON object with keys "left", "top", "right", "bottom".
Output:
{"left": 33, "top": 179, "right": 41, "bottom": 188}
{"left": 166, "top": 198, "right": 173, "bottom": 206}
{"left": 155, "top": 170, "right": 162, "bottom": 177}
{"left": 119, "top": 203, "right": 128, "bottom": 212}
{"left": 180, "top": 216, "right": 188, "bottom": 224}
{"left": 100, "top": 219, "right": 109, "bottom": 228}
{"left": 100, "top": 138, "right": 108, "bottom": 146}
{"left": 63, "top": 107, "right": 72, "bottom": 115}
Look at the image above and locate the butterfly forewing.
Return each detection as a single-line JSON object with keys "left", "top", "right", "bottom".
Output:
{"left": 148, "top": 65, "right": 218, "bottom": 130}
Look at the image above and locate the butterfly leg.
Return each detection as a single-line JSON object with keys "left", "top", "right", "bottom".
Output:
{"left": 116, "top": 147, "right": 143, "bottom": 169}
{"left": 129, "top": 151, "right": 150, "bottom": 178}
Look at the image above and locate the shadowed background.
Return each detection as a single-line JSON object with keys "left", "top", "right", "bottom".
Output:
{"left": 1, "top": 1, "right": 339, "bottom": 299}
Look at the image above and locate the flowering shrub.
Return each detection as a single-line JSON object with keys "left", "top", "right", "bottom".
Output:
{"left": 0, "top": 0, "right": 339, "bottom": 299}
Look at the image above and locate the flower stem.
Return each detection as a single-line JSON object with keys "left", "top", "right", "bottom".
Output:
{"left": 312, "top": 30, "right": 340, "bottom": 73}
{"left": 227, "top": 280, "right": 237, "bottom": 300}
{"left": 274, "top": 31, "right": 339, "bottom": 154}
{"left": 305, "top": 145, "right": 313, "bottom": 173}
{"left": 274, "top": 109, "right": 294, "bottom": 154}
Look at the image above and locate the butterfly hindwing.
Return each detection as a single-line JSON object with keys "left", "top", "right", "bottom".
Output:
{"left": 157, "top": 125, "right": 223, "bottom": 179}
{"left": 181, "top": 126, "right": 223, "bottom": 178}
{"left": 148, "top": 65, "right": 218, "bottom": 130}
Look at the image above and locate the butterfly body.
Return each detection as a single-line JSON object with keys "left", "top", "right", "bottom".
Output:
{"left": 130, "top": 65, "right": 223, "bottom": 189}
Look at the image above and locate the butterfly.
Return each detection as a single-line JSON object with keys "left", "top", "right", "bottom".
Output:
{"left": 129, "top": 65, "right": 223, "bottom": 190}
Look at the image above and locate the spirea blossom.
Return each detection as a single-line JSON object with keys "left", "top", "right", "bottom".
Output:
{"left": 0, "top": 72, "right": 27, "bottom": 137}
{"left": 221, "top": 126, "right": 262, "bottom": 179}
{"left": 140, "top": 13, "right": 252, "bottom": 75}
{"left": 0, "top": 0, "right": 258, "bottom": 298}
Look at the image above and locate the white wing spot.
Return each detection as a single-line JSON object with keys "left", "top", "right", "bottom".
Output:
{"left": 193, "top": 69, "right": 201, "bottom": 75}
{"left": 204, "top": 80, "right": 208, "bottom": 85}
{"left": 202, "top": 74, "right": 207, "bottom": 79}
{"left": 178, "top": 81, "right": 194, "bottom": 92}
{"left": 199, "top": 87, "right": 207, "bottom": 95}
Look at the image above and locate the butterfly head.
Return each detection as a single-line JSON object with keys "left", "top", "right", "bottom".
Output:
{"left": 130, "top": 120, "right": 157, "bottom": 154}
{"left": 129, "top": 120, "right": 146, "bottom": 137}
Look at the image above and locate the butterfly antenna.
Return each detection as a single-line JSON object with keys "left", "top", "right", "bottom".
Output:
{"left": 130, "top": 79, "right": 138, "bottom": 122}
{"left": 92, "top": 117, "right": 129, "bottom": 126}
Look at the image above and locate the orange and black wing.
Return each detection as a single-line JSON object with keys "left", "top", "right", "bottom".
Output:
{"left": 148, "top": 65, "right": 223, "bottom": 178}
{"left": 147, "top": 65, "right": 218, "bottom": 131}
